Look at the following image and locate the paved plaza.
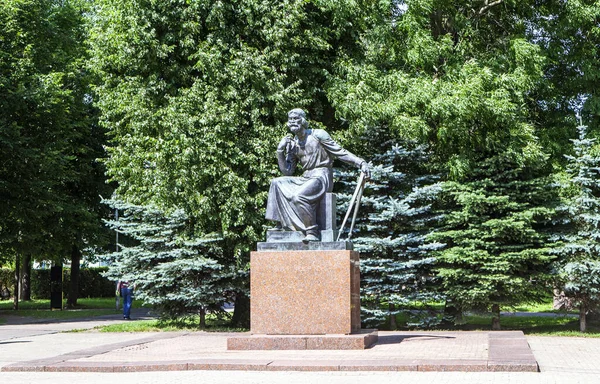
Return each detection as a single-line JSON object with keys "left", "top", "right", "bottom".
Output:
{"left": 1, "top": 312, "right": 599, "bottom": 383}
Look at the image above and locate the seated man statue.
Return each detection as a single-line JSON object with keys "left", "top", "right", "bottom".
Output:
{"left": 265, "top": 108, "right": 370, "bottom": 242}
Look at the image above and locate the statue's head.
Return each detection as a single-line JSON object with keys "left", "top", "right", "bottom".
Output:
{"left": 287, "top": 108, "right": 308, "bottom": 134}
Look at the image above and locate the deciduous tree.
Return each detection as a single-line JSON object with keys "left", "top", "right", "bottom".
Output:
{"left": 88, "top": 0, "right": 383, "bottom": 323}
{"left": 0, "top": 0, "right": 110, "bottom": 307}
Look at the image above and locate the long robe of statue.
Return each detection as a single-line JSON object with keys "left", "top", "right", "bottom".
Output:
{"left": 265, "top": 108, "right": 369, "bottom": 242}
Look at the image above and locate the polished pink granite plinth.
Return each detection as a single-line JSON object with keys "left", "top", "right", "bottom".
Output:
{"left": 227, "top": 330, "right": 378, "bottom": 350}
{"left": 250, "top": 250, "right": 361, "bottom": 335}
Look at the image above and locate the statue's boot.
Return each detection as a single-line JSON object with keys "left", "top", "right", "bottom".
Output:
{"left": 302, "top": 227, "right": 320, "bottom": 243}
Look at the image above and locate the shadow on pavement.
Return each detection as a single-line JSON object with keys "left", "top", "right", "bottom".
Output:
{"left": 377, "top": 333, "right": 455, "bottom": 345}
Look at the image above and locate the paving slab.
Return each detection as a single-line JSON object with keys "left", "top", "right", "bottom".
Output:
{"left": 0, "top": 330, "right": 538, "bottom": 372}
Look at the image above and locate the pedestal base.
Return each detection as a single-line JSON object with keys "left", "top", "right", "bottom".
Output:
{"left": 249, "top": 250, "right": 361, "bottom": 335}
{"left": 227, "top": 330, "right": 378, "bottom": 350}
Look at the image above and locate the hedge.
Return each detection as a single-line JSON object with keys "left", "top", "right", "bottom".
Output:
{"left": 0, "top": 267, "right": 115, "bottom": 299}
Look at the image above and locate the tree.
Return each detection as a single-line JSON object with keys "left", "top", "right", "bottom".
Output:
{"left": 88, "top": 0, "right": 383, "bottom": 323}
{"left": 429, "top": 153, "right": 557, "bottom": 329}
{"left": 324, "top": 1, "right": 567, "bottom": 328}
{"left": 57, "top": 91, "right": 111, "bottom": 308}
{"left": 0, "top": 0, "right": 110, "bottom": 308}
{"left": 1, "top": 0, "right": 70, "bottom": 271}
{"left": 335, "top": 136, "right": 444, "bottom": 329}
{"left": 327, "top": 0, "right": 549, "bottom": 177}
{"left": 102, "top": 199, "right": 237, "bottom": 327}
{"left": 85, "top": 0, "right": 600, "bottom": 327}
{"left": 553, "top": 122, "right": 600, "bottom": 332}
{"left": 528, "top": 2, "right": 600, "bottom": 160}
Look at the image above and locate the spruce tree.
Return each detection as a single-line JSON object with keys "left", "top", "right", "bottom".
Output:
{"left": 336, "top": 138, "right": 444, "bottom": 329}
{"left": 102, "top": 199, "right": 237, "bottom": 327}
{"left": 430, "top": 152, "right": 557, "bottom": 329}
{"left": 554, "top": 122, "right": 600, "bottom": 332}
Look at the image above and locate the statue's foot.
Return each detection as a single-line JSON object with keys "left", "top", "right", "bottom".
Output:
{"left": 268, "top": 224, "right": 284, "bottom": 231}
{"left": 302, "top": 234, "right": 320, "bottom": 243}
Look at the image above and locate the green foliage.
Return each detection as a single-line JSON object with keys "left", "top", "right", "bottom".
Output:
{"left": 326, "top": 2, "right": 600, "bottom": 326}
{"left": 0, "top": 267, "right": 115, "bottom": 300}
{"left": 430, "top": 153, "right": 558, "bottom": 322}
{"left": 336, "top": 139, "right": 444, "bottom": 328}
{"left": 87, "top": 1, "right": 386, "bottom": 323}
{"left": 530, "top": 2, "right": 600, "bottom": 159}
{"left": 328, "top": 0, "right": 549, "bottom": 178}
{"left": 101, "top": 199, "right": 239, "bottom": 321}
{"left": 0, "top": 0, "right": 110, "bottom": 265}
{"left": 0, "top": 268, "right": 12, "bottom": 299}
{"left": 562, "top": 261, "right": 600, "bottom": 305}
{"left": 30, "top": 267, "right": 115, "bottom": 299}
{"left": 87, "top": 0, "right": 382, "bottom": 250}
{"left": 553, "top": 123, "right": 600, "bottom": 326}
{"left": 3, "top": 0, "right": 597, "bottom": 325}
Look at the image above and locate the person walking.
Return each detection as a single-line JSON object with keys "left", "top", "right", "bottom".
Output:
{"left": 116, "top": 280, "right": 135, "bottom": 319}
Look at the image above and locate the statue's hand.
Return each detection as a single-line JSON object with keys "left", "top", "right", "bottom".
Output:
{"left": 277, "top": 136, "right": 291, "bottom": 151}
{"left": 360, "top": 161, "right": 371, "bottom": 180}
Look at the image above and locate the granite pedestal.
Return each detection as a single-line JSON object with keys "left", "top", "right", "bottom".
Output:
{"left": 228, "top": 248, "right": 377, "bottom": 350}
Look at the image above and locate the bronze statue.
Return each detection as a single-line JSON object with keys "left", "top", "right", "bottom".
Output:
{"left": 265, "top": 108, "right": 370, "bottom": 242}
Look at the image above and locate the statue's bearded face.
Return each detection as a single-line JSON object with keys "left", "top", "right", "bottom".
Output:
{"left": 288, "top": 112, "right": 306, "bottom": 134}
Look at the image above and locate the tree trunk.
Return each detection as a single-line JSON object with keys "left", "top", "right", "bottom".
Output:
{"left": 20, "top": 254, "right": 32, "bottom": 301}
{"left": 491, "top": 304, "right": 501, "bottom": 330}
{"left": 389, "top": 303, "right": 397, "bottom": 330}
{"left": 199, "top": 307, "right": 206, "bottom": 329}
{"left": 441, "top": 300, "right": 462, "bottom": 326}
{"left": 67, "top": 245, "right": 81, "bottom": 308}
{"left": 50, "top": 264, "right": 63, "bottom": 310}
{"left": 13, "top": 255, "right": 20, "bottom": 310}
{"left": 579, "top": 303, "right": 587, "bottom": 332}
{"left": 231, "top": 292, "right": 250, "bottom": 328}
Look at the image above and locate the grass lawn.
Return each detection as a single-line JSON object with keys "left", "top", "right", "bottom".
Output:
{"left": 0, "top": 297, "right": 144, "bottom": 321}
{"left": 0, "top": 298, "right": 245, "bottom": 332}
{"left": 95, "top": 314, "right": 247, "bottom": 333}
{"left": 382, "top": 298, "right": 600, "bottom": 337}
{"left": 3, "top": 296, "right": 599, "bottom": 336}
{"left": 457, "top": 313, "right": 600, "bottom": 336}
{"left": 459, "top": 298, "right": 598, "bottom": 335}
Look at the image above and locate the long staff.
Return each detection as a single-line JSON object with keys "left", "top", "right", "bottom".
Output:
{"left": 337, "top": 172, "right": 367, "bottom": 241}
{"left": 347, "top": 174, "right": 366, "bottom": 240}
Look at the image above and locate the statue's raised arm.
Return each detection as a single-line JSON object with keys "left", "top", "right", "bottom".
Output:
{"left": 265, "top": 108, "right": 370, "bottom": 243}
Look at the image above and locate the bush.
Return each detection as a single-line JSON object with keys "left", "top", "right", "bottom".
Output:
{"left": 30, "top": 267, "right": 115, "bottom": 299}
{"left": 79, "top": 268, "right": 117, "bottom": 298}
